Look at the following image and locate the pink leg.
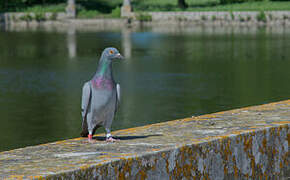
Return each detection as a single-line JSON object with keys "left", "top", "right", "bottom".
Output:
{"left": 88, "top": 134, "right": 95, "bottom": 143}
{"left": 88, "top": 134, "right": 93, "bottom": 140}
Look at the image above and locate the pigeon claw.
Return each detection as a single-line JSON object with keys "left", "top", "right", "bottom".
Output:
{"left": 106, "top": 136, "right": 119, "bottom": 142}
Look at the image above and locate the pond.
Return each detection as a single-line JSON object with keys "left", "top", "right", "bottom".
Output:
{"left": 0, "top": 25, "right": 289, "bottom": 151}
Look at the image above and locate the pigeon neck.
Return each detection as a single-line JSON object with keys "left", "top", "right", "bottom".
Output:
{"left": 95, "top": 57, "right": 112, "bottom": 78}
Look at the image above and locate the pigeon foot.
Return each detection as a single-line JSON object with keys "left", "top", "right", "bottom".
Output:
{"left": 106, "top": 137, "right": 119, "bottom": 142}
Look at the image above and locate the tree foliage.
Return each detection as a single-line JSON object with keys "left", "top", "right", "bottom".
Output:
{"left": 0, "top": 0, "right": 66, "bottom": 12}
{"left": 178, "top": 0, "right": 188, "bottom": 9}
{"left": 0, "top": 0, "right": 122, "bottom": 13}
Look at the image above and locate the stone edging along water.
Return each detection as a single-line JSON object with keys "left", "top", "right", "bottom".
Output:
{"left": 0, "top": 100, "right": 289, "bottom": 179}
{"left": 0, "top": 11, "right": 290, "bottom": 28}
{"left": 148, "top": 11, "right": 290, "bottom": 26}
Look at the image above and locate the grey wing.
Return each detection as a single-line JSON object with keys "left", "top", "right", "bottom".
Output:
{"left": 115, "top": 83, "right": 121, "bottom": 113}
{"left": 117, "top": 83, "right": 121, "bottom": 105}
{"left": 81, "top": 82, "right": 91, "bottom": 136}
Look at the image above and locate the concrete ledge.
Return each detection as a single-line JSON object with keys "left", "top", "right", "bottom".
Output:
{"left": 1, "top": 100, "right": 289, "bottom": 179}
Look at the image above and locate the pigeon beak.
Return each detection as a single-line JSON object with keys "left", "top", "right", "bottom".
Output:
{"left": 115, "top": 53, "right": 124, "bottom": 60}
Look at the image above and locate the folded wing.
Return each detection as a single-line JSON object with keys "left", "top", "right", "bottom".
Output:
{"left": 81, "top": 82, "right": 91, "bottom": 136}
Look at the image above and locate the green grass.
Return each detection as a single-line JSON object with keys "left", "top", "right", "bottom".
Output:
{"left": 20, "top": 1, "right": 290, "bottom": 14}
{"left": 186, "top": 1, "right": 290, "bottom": 11}
{"left": 136, "top": 13, "right": 153, "bottom": 21}
{"left": 110, "top": 7, "right": 121, "bottom": 18}
{"left": 76, "top": 0, "right": 121, "bottom": 19}
{"left": 77, "top": 10, "right": 101, "bottom": 19}
{"left": 20, "top": 3, "right": 66, "bottom": 13}
{"left": 77, "top": 7, "right": 121, "bottom": 18}
{"left": 76, "top": 0, "right": 122, "bottom": 13}
{"left": 3, "top": 1, "right": 122, "bottom": 19}
{"left": 257, "top": 10, "right": 267, "bottom": 22}
{"left": 133, "top": 0, "right": 290, "bottom": 11}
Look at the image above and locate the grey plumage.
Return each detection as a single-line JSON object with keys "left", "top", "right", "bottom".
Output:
{"left": 81, "top": 47, "right": 123, "bottom": 140}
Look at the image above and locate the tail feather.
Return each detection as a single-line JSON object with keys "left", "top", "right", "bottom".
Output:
{"left": 80, "top": 129, "right": 89, "bottom": 137}
{"left": 80, "top": 125, "right": 101, "bottom": 137}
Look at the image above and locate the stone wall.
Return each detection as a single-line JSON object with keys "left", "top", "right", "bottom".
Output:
{"left": 146, "top": 11, "right": 290, "bottom": 26}
{"left": 42, "top": 126, "right": 288, "bottom": 179}
{"left": 0, "top": 12, "right": 68, "bottom": 24}
{"left": 1, "top": 100, "right": 289, "bottom": 179}
{"left": 1, "top": 11, "right": 290, "bottom": 27}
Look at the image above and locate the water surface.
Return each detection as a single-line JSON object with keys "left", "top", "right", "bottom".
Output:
{"left": 0, "top": 26, "right": 289, "bottom": 151}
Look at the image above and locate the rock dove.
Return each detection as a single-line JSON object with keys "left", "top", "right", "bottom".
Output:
{"left": 81, "top": 47, "right": 123, "bottom": 142}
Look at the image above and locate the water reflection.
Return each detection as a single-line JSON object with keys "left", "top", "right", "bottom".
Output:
{"left": 0, "top": 25, "right": 289, "bottom": 151}
{"left": 122, "top": 28, "right": 132, "bottom": 58}
{"left": 67, "top": 25, "right": 77, "bottom": 59}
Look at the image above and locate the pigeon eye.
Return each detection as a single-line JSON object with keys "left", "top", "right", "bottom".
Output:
{"left": 109, "top": 50, "right": 114, "bottom": 55}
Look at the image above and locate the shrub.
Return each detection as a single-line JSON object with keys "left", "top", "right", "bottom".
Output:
{"left": 136, "top": 13, "right": 152, "bottom": 22}
{"left": 201, "top": 15, "right": 207, "bottom": 20}
{"left": 212, "top": 15, "right": 217, "bottom": 21}
{"left": 220, "top": 0, "right": 239, "bottom": 4}
{"left": 110, "top": 7, "right": 121, "bottom": 18}
{"left": 35, "top": 13, "right": 46, "bottom": 21}
{"left": 230, "top": 12, "right": 235, "bottom": 20}
{"left": 10, "top": 14, "right": 17, "bottom": 22}
{"left": 176, "top": 16, "right": 187, "bottom": 21}
{"left": 77, "top": 10, "right": 100, "bottom": 19}
{"left": 49, "top": 12, "right": 57, "bottom": 20}
{"left": 220, "top": 0, "right": 263, "bottom": 4}
{"left": 257, "top": 11, "right": 267, "bottom": 22}
{"left": 239, "top": 15, "right": 245, "bottom": 22}
{"left": 268, "top": 13, "right": 273, "bottom": 20}
{"left": 19, "top": 13, "right": 33, "bottom": 21}
{"left": 24, "top": 3, "right": 66, "bottom": 13}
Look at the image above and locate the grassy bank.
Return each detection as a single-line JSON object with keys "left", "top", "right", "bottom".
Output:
{"left": 22, "top": 3, "right": 66, "bottom": 13}
{"left": 1, "top": 0, "right": 290, "bottom": 19}
{"left": 133, "top": 0, "right": 290, "bottom": 11}
{"left": 0, "top": 0, "right": 122, "bottom": 18}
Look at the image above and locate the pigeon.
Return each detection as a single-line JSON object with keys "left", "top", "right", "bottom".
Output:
{"left": 80, "top": 47, "right": 123, "bottom": 142}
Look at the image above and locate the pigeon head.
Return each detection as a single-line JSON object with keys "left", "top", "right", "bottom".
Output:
{"left": 101, "top": 47, "right": 124, "bottom": 61}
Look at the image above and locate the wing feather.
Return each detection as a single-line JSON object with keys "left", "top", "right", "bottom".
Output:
{"left": 117, "top": 83, "right": 121, "bottom": 104}
{"left": 114, "top": 83, "right": 121, "bottom": 114}
{"left": 81, "top": 82, "right": 91, "bottom": 136}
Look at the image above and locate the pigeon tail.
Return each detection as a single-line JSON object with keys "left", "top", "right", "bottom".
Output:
{"left": 80, "top": 129, "right": 89, "bottom": 137}
{"left": 80, "top": 125, "right": 101, "bottom": 137}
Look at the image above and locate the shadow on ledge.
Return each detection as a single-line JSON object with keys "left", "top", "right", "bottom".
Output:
{"left": 94, "top": 134, "right": 162, "bottom": 141}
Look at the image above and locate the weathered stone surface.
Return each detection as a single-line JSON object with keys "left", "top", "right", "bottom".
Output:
{"left": 1, "top": 100, "right": 289, "bottom": 179}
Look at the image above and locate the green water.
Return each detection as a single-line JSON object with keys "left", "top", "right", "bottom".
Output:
{"left": 0, "top": 26, "right": 289, "bottom": 151}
